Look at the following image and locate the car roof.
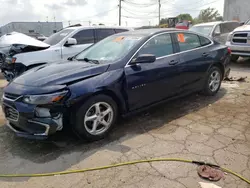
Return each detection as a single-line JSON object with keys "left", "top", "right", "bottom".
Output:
{"left": 63, "top": 26, "right": 134, "bottom": 31}
{"left": 194, "top": 21, "right": 239, "bottom": 27}
{"left": 115, "top": 28, "right": 183, "bottom": 37}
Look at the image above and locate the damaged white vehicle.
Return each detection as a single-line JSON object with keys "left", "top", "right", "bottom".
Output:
{"left": 0, "top": 26, "right": 132, "bottom": 81}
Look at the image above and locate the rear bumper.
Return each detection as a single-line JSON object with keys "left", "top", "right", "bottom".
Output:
{"left": 226, "top": 42, "right": 250, "bottom": 56}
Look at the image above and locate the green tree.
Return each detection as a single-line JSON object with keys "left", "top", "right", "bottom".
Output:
{"left": 197, "top": 7, "right": 222, "bottom": 23}
{"left": 177, "top": 14, "right": 193, "bottom": 22}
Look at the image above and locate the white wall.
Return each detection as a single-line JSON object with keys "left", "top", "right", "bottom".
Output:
{"left": 224, "top": 0, "right": 250, "bottom": 22}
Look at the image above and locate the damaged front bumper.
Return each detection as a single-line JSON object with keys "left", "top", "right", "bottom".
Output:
{"left": 2, "top": 97, "right": 64, "bottom": 140}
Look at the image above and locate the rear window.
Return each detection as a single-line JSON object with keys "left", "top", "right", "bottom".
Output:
{"left": 176, "top": 33, "right": 201, "bottom": 52}
{"left": 189, "top": 25, "right": 213, "bottom": 36}
{"left": 96, "top": 29, "right": 116, "bottom": 42}
{"left": 221, "top": 22, "right": 240, "bottom": 33}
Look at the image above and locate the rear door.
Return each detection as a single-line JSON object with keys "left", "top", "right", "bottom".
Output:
{"left": 125, "top": 33, "right": 180, "bottom": 110}
{"left": 61, "top": 29, "right": 95, "bottom": 59}
{"left": 173, "top": 32, "right": 213, "bottom": 93}
{"left": 95, "top": 29, "right": 116, "bottom": 43}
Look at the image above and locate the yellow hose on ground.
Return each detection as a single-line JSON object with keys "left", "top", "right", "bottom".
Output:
{"left": 0, "top": 158, "right": 249, "bottom": 184}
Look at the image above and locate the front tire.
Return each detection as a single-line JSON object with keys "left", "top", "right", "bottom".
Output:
{"left": 74, "top": 95, "right": 118, "bottom": 141}
{"left": 231, "top": 55, "right": 239, "bottom": 62}
{"left": 203, "top": 66, "right": 222, "bottom": 96}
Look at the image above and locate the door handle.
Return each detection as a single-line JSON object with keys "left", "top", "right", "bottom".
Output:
{"left": 169, "top": 60, "right": 179, "bottom": 65}
{"left": 202, "top": 52, "right": 209, "bottom": 57}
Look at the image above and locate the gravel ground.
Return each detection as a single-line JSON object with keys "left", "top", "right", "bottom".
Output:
{"left": 0, "top": 59, "right": 250, "bottom": 188}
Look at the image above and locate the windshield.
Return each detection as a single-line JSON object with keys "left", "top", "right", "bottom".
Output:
{"left": 44, "top": 29, "right": 74, "bottom": 45}
{"left": 75, "top": 35, "right": 143, "bottom": 62}
{"left": 189, "top": 26, "right": 213, "bottom": 36}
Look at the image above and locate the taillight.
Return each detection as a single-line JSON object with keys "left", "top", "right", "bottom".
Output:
{"left": 227, "top": 47, "right": 232, "bottom": 54}
{"left": 11, "top": 57, "right": 16, "bottom": 63}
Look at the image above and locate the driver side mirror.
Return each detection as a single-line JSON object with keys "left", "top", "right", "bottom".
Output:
{"left": 214, "top": 31, "right": 221, "bottom": 37}
{"left": 130, "top": 54, "right": 156, "bottom": 65}
{"left": 240, "top": 22, "right": 245, "bottom": 26}
{"left": 64, "top": 38, "right": 77, "bottom": 47}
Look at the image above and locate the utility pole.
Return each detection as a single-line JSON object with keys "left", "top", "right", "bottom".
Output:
{"left": 118, "top": 0, "right": 121, "bottom": 26}
{"left": 158, "top": 0, "right": 161, "bottom": 26}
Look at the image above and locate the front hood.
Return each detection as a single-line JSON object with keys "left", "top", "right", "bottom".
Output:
{"left": 0, "top": 32, "right": 50, "bottom": 57}
{"left": 233, "top": 25, "right": 250, "bottom": 32}
{"left": 13, "top": 61, "right": 110, "bottom": 86}
{"left": 0, "top": 32, "right": 50, "bottom": 48}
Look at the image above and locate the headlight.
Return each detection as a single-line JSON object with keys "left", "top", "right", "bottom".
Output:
{"left": 227, "top": 33, "right": 233, "bottom": 41}
{"left": 23, "top": 91, "right": 68, "bottom": 105}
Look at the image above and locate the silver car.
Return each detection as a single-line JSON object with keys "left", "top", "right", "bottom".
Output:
{"left": 190, "top": 21, "right": 240, "bottom": 44}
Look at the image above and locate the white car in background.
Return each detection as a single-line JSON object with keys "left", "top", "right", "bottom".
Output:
{"left": 0, "top": 26, "right": 132, "bottom": 81}
{"left": 226, "top": 19, "right": 250, "bottom": 62}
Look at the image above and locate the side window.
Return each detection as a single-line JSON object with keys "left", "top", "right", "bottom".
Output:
{"left": 137, "top": 33, "right": 173, "bottom": 58}
{"left": 96, "top": 29, "right": 116, "bottom": 42}
{"left": 230, "top": 22, "right": 240, "bottom": 31}
{"left": 200, "top": 36, "right": 211, "bottom": 46}
{"left": 115, "top": 29, "right": 129, "bottom": 33}
{"left": 176, "top": 33, "right": 201, "bottom": 52}
{"left": 72, "top": 29, "right": 94, "bottom": 45}
{"left": 214, "top": 25, "right": 221, "bottom": 34}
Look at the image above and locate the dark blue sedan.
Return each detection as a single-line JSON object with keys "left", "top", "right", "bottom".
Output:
{"left": 2, "top": 29, "right": 231, "bottom": 141}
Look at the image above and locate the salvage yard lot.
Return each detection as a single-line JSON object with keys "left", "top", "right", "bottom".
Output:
{"left": 0, "top": 60, "right": 250, "bottom": 188}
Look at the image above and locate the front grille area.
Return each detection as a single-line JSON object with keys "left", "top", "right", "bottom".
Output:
{"left": 4, "top": 106, "right": 19, "bottom": 121}
{"left": 234, "top": 33, "right": 248, "bottom": 37}
{"left": 232, "top": 32, "right": 249, "bottom": 44}
{"left": 4, "top": 92, "right": 21, "bottom": 100}
{"left": 232, "top": 39, "right": 247, "bottom": 43}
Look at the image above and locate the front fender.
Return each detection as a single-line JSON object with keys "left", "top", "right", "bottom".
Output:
{"left": 67, "top": 68, "right": 128, "bottom": 113}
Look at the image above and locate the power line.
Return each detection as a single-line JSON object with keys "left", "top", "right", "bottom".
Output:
{"left": 123, "top": 0, "right": 156, "bottom": 7}
{"left": 122, "top": 7, "right": 158, "bottom": 16}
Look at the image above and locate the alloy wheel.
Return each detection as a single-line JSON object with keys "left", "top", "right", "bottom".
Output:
{"left": 84, "top": 102, "right": 114, "bottom": 135}
{"left": 208, "top": 70, "right": 221, "bottom": 92}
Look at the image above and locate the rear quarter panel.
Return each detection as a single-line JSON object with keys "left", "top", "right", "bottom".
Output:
{"left": 208, "top": 42, "right": 230, "bottom": 76}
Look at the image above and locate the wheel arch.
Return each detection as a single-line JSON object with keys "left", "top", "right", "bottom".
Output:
{"left": 70, "top": 89, "right": 127, "bottom": 116}
{"left": 91, "top": 90, "right": 127, "bottom": 115}
{"left": 208, "top": 62, "right": 225, "bottom": 78}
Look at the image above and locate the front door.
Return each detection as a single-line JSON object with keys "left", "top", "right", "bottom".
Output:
{"left": 125, "top": 33, "right": 180, "bottom": 111}
{"left": 62, "top": 29, "right": 95, "bottom": 60}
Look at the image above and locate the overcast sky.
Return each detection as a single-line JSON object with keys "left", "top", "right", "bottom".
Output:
{"left": 0, "top": 0, "right": 224, "bottom": 27}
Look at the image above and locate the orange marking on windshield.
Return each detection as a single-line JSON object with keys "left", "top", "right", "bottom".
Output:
{"left": 113, "top": 36, "right": 125, "bottom": 42}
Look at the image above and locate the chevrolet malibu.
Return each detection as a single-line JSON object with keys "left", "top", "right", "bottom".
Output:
{"left": 2, "top": 29, "right": 231, "bottom": 141}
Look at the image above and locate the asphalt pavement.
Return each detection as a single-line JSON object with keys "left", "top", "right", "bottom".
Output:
{"left": 0, "top": 59, "right": 250, "bottom": 188}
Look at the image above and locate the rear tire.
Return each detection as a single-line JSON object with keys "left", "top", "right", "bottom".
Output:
{"left": 73, "top": 95, "right": 118, "bottom": 141}
{"left": 203, "top": 66, "right": 222, "bottom": 96}
{"left": 231, "top": 55, "right": 239, "bottom": 62}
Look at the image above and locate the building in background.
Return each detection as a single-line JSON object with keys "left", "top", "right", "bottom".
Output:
{"left": 224, "top": 0, "right": 250, "bottom": 22}
{"left": 0, "top": 22, "right": 63, "bottom": 37}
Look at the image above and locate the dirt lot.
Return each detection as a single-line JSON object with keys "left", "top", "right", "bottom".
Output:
{"left": 0, "top": 60, "right": 250, "bottom": 188}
